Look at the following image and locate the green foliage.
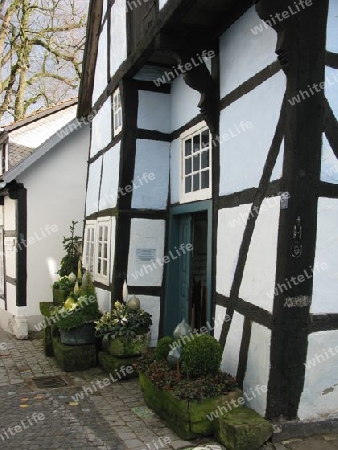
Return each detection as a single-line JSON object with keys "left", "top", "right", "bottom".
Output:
{"left": 53, "top": 276, "right": 75, "bottom": 292}
{"left": 154, "top": 336, "right": 174, "bottom": 361}
{"left": 58, "top": 221, "right": 82, "bottom": 277}
{"left": 52, "top": 280, "right": 100, "bottom": 331}
{"left": 135, "top": 355, "right": 237, "bottom": 401}
{"left": 95, "top": 301, "right": 152, "bottom": 342}
{"left": 181, "top": 335, "right": 222, "bottom": 377}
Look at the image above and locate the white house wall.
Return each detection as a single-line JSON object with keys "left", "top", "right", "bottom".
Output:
{"left": 219, "top": 6, "right": 277, "bottom": 99}
{"left": 170, "top": 76, "right": 200, "bottom": 132}
{"left": 220, "top": 309, "right": 244, "bottom": 378}
{"left": 169, "top": 138, "right": 180, "bottom": 204}
{"left": 127, "top": 219, "right": 166, "bottom": 287}
{"left": 239, "top": 197, "right": 280, "bottom": 313}
{"left": 90, "top": 98, "right": 112, "bottom": 157}
{"left": 16, "top": 126, "right": 89, "bottom": 327}
{"left": 86, "top": 157, "right": 102, "bottom": 216}
{"left": 216, "top": 205, "right": 250, "bottom": 297}
{"left": 327, "top": 0, "right": 338, "bottom": 53}
{"left": 243, "top": 323, "right": 271, "bottom": 416}
{"left": 99, "top": 143, "right": 121, "bottom": 211}
{"left": 311, "top": 198, "right": 338, "bottom": 314}
{"left": 131, "top": 140, "right": 169, "bottom": 210}
{"left": 137, "top": 91, "right": 171, "bottom": 133}
{"left": 159, "top": 0, "right": 169, "bottom": 10}
{"left": 298, "top": 330, "right": 338, "bottom": 420}
{"left": 92, "top": 22, "right": 108, "bottom": 104}
{"left": 110, "top": 0, "right": 127, "bottom": 78}
{"left": 4, "top": 197, "right": 16, "bottom": 231}
{"left": 219, "top": 72, "right": 286, "bottom": 196}
{"left": 96, "top": 287, "right": 111, "bottom": 313}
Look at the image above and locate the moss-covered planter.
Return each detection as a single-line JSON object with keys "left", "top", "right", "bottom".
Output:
{"left": 52, "top": 337, "right": 97, "bottom": 372}
{"left": 139, "top": 372, "right": 242, "bottom": 440}
{"left": 59, "top": 322, "right": 96, "bottom": 346}
{"left": 107, "top": 330, "right": 150, "bottom": 357}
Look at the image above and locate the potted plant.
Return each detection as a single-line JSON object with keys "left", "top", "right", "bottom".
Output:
{"left": 136, "top": 334, "right": 241, "bottom": 440}
{"left": 95, "top": 299, "right": 152, "bottom": 357}
{"left": 52, "top": 276, "right": 76, "bottom": 306}
{"left": 52, "top": 282, "right": 101, "bottom": 346}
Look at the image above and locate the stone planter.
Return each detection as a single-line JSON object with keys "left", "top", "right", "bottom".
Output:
{"left": 106, "top": 330, "right": 150, "bottom": 357}
{"left": 59, "top": 322, "right": 96, "bottom": 346}
{"left": 139, "top": 372, "right": 242, "bottom": 440}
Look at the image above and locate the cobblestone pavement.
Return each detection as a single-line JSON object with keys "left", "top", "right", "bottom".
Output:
{"left": 0, "top": 328, "right": 337, "bottom": 450}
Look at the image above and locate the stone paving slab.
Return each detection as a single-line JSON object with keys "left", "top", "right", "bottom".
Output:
{"left": 0, "top": 328, "right": 338, "bottom": 450}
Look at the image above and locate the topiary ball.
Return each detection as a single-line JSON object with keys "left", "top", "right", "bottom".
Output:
{"left": 181, "top": 334, "right": 222, "bottom": 377}
{"left": 153, "top": 336, "right": 174, "bottom": 361}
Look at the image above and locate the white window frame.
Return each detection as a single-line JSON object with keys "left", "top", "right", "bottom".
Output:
{"left": 180, "top": 121, "right": 212, "bottom": 203}
{"left": 112, "top": 88, "right": 123, "bottom": 136}
{"left": 83, "top": 218, "right": 112, "bottom": 286}
{"left": 83, "top": 220, "right": 96, "bottom": 277}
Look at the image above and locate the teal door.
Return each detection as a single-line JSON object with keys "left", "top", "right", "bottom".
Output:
{"left": 164, "top": 214, "right": 192, "bottom": 335}
{"left": 177, "top": 215, "right": 192, "bottom": 324}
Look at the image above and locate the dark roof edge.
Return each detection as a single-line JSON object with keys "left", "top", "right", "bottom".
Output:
{"left": 77, "top": 0, "right": 103, "bottom": 119}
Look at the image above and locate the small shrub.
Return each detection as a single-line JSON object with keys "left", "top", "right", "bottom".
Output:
{"left": 154, "top": 336, "right": 174, "bottom": 361}
{"left": 181, "top": 334, "right": 222, "bottom": 377}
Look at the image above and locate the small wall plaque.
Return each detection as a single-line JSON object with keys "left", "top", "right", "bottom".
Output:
{"left": 136, "top": 248, "right": 156, "bottom": 264}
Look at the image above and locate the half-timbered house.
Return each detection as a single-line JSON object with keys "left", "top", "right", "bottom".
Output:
{"left": 78, "top": 0, "right": 338, "bottom": 431}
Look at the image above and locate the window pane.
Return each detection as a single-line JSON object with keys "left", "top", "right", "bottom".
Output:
{"left": 185, "top": 158, "right": 192, "bottom": 175}
{"left": 201, "top": 170, "right": 210, "bottom": 189}
{"left": 185, "top": 139, "right": 192, "bottom": 156}
{"left": 201, "top": 130, "right": 210, "bottom": 149}
{"left": 185, "top": 176, "right": 192, "bottom": 193}
{"left": 103, "top": 260, "right": 108, "bottom": 276}
{"left": 193, "top": 173, "right": 199, "bottom": 192}
{"left": 103, "top": 244, "right": 108, "bottom": 259}
{"left": 98, "top": 259, "right": 101, "bottom": 274}
{"left": 193, "top": 134, "right": 200, "bottom": 153}
{"left": 193, "top": 154, "right": 200, "bottom": 171}
{"left": 201, "top": 150, "right": 209, "bottom": 169}
{"left": 104, "top": 225, "right": 108, "bottom": 241}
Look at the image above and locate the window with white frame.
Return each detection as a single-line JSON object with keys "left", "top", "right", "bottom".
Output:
{"left": 181, "top": 123, "right": 212, "bottom": 202}
{"left": 83, "top": 221, "right": 96, "bottom": 275}
{"left": 113, "top": 88, "right": 122, "bottom": 135}
{"left": 83, "top": 218, "right": 112, "bottom": 285}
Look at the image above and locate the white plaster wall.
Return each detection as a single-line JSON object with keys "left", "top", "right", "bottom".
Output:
{"left": 86, "top": 157, "right": 102, "bottom": 216}
{"left": 169, "top": 138, "right": 180, "bottom": 204}
{"left": 110, "top": 0, "right": 127, "bottom": 78}
{"left": 127, "top": 219, "right": 165, "bottom": 287}
{"left": 90, "top": 99, "right": 112, "bottom": 157}
{"left": 239, "top": 198, "right": 280, "bottom": 313}
{"left": 243, "top": 323, "right": 271, "bottom": 416}
{"left": 159, "top": 0, "right": 169, "bottom": 10}
{"left": 96, "top": 287, "right": 111, "bottom": 313}
{"left": 16, "top": 126, "right": 89, "bottom": 321}
{"left": 321, "top": 134, "right": 338, "bottom": 184}
{"left": 4, "top": 198, "right": 16, "bottom": 231}
{"left": 131, "top": 140, "right": 169, "bottom": 210}
{"left": 128, "top": 295, "right": 160, "bottom": 346}
{"left": 6, "top": 283, "right": 17, "bottom": 316}
{"left": 216, "top": 206, "right": 250, "bottom": 297}
{"left": 138, "top": 91, "right": 171, "bottom": 133}
{"left": 219, "top": 71, "right": 286, "bottom": 195}
{"left": 99, "top": 143, "right": 120, "bottom": 211}
{"left": 220, "top": 6, "right": 277, "bottom": 98}
{"left": 92, "top": 23, "right": 108, "bottom": 104}
{"left": 4, "top": 237, "right": 16, "bottom": 279}
{"left": 298, "top": 330, "right": 338, "bottom": 420}
{"left": 220, "top": 309, "right": 244, "bottom": 377}
{"left": 170, "top": 76, "right": 200, "bottom": 132}
{"left": 311, "top": 198, "right": 338, "bottom": 314}
{"left": 327, "top": 0, "right": 338, "bottom": 53}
